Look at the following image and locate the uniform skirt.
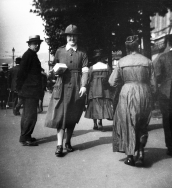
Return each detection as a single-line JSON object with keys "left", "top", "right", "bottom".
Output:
{"left": 85, "top": 98, "right": 113, "bottom": 120}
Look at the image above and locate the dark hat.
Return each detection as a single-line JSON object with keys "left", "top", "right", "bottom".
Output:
{"left": 63, "top": 24, "right": 81, "bottom": 35}
{"left": 125, "top": 35, "right": 139, "bottom": 44}
{"left": 0, "top": 63, "right": 10, "bottom": 68}
{"left": 15, "top": 57, "right": 22, "bottom": 64}
{"left": 93, "top": 49, "right": 106, "bottom": 59}
{"left": 26, "top": 35, "right": 43, "bottom": 43}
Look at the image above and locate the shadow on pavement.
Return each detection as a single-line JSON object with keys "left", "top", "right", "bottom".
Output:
{"left": 118, "top": 148, "right": 170, "bottom": 168}
{"left": 74, "top": 136, "right": 112, "bottom": 151}
{"left": 37, "top": 135, "right": 57, "bottom": 144}
{"left": 144, "top": 148, "right": 171, "bottom": 168}
{"left": 36, "top": 129, "right": 96, "bottom": 145}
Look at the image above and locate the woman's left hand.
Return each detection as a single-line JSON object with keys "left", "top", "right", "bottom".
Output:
{"left": 79, "top": 87, "right": 86, "bottom": 97}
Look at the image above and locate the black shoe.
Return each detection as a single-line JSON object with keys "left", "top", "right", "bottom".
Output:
{"left": 93, "top": 125, "right": 98, "bottom": 130}
{"left": 135, "top": 149, "right": 144, "bottom": 167}
{"left": 124, "top": 156, "right": 135, "bottom": 166}
{"left": 167, "top": 149, "right": 172, "bottom": 156}
{"left": 65, "top": 143, "right": 74, "bottom": 152}
{"left": 20, "top": 140, "right": 38, "bottom": 146}
{"left": 55, "top": 145, "right": 63, "bottom": 156}
{"left": 98, "top": 125, "right": 104, "bottom": 132}
{"left": 31, "top": 137, "right": 37, "bottom": 142}
{"left": 135, "top": 158, "right": 144, "bottom": 167}
{"left": 13, "top": 108, "right": 20, "bottom": 116}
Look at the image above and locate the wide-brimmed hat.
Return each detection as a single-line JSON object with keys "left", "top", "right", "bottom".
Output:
{"left": 125, "top": 35, "right": 139, "bottom": 44}
{"left": 26, "top": 35, "right": 43, "bottom": 43}
{"left": 62, "top": 24, "right": 81, "bottom": 35}
{"left": 92, "top": 49, "right": 106, "bottom": 59}
{"left": 0, "top": 63, "right": 10, "bottom": 68}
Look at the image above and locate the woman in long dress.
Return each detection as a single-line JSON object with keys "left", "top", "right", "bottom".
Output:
{"left": 85, "top": 49, "right": 113, "bottom": 131}
{"left": 45, "top": 24, "right": 89, "bottom": 157}
{"left": 109, "top": 35, "right": 156, "bottom": 166}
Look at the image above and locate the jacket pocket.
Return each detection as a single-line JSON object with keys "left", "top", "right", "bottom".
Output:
{"left": 53, "top": 77, "right": 63, "bottom": 99}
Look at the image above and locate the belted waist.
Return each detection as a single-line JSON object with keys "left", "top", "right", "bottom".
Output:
{"left": 65, "top": 69, "right": 81, "bottom": 73}
{"left": 93, "top": 75, "right": 106, "bottom": 78}
{"left": 125, "top": 80, "right": 148, "bottom": 84}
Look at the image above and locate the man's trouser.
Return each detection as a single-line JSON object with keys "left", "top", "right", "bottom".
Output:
{"left": 19, "top": 98, "right": 39, "bottom": 142}
{"left": 159, "top": 98, "right": 172, "bottom": 151}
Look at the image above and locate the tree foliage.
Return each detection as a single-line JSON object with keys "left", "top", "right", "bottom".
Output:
{"left": 31, "top": 0, "right": 172, "bottom": 60}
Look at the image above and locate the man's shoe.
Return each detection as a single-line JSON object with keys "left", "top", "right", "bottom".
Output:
{"left": 31, "top": 137, "right": 37, "bottom": 142}
{"left": 20, "top": 140, "right": 38, "bottom": 146}
{"left": 135, "top": 149, "right": 144, "bottom": 167}
{"left": 65, "top": 143, "right": 74, "bottom": 152}
{"left": 55, "top": 145, "right": 63, "bottom": 156}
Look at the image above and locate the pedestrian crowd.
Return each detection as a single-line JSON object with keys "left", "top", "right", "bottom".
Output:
{"left": 1, "top": 24, "right": 172, "bottom": 168}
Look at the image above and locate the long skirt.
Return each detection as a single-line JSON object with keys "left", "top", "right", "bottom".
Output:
{"left": 112, "top": 83, "right": 152, "bottom": 155}
{"left": 85, "top": 98, "right": 113, "bottom": 120}
{"left": 44, "top": 80, "right": 85, "bottom": 130}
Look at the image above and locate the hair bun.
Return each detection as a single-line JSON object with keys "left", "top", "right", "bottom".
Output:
{"left": 125, "top": 35, "right": 139, "bottom": 44}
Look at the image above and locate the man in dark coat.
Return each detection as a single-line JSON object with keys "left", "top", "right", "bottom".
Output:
{"left": 16, "top": 35, "right": 43, "bottom": 146}
{"left": 9, "top": 57, "right": 23, "bottom": 115}
{"left": 0, "top": 63, "right": 10, "bottom": 109}
{"left": 155, "top": 34, "right": 172, "bottom": 156}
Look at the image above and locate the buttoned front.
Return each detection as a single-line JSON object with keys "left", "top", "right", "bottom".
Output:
{"left": 45, "top": 45, "right": 89, "bottom": 129}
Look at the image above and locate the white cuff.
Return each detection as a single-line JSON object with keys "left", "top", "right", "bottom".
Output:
{"left": 82, "top": 67, "right": 89, "bottom": 73}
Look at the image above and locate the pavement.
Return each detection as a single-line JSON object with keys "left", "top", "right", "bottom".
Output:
{"left": 0, "top": 92, "right": 172, "bottom": 188}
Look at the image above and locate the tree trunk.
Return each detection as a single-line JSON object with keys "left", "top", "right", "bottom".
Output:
{"left": 142, "top": 9, "right": 152, "bottom": 59}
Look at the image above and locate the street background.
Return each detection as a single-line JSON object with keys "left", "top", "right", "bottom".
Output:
{"left": 0, "top": 92, "right": 172, "bottom": 188}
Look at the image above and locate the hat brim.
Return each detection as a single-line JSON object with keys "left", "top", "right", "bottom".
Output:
{"left": 26, "top": 39, "right": 43, "bottom": 43}
{"left": 61, "top": 33, "right": 82, "bottom": 35}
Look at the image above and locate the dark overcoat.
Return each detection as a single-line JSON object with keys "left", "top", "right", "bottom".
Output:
{"left": 9, "top": 65, "right": 20, "bottom": 91}
{"left": 0, "top": 71, "right": 8, "bottom": 97}
{"left": 16, "top": 49, "right": 42, "bottom": 99}
{"left": 155, "top": 50, "right": 172, "bottom": 99}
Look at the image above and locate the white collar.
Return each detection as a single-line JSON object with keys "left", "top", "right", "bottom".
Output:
{"left": 170, "top": 48, "right": 172, "bottom": 51}
{"left": 66, "top": 44, "right": 77, "bottom": 51}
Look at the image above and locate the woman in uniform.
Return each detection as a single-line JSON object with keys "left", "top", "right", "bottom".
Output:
{"left": 85, "top": 49, "right": 113, "bottom": 131}
{"left": 45, "top": 24, "right": 89, "bottom": 157}
{"left": 109, "top": 35, "right": 156, "bottom": 167}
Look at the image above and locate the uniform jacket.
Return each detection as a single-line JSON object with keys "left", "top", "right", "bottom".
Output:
{"left": 9, "top": 65, "right": 20, "bottom": 91}
{"left": 87, "top": 62, "right": 112, "bottom": 99}
{"left": 16, "top": 49, "right": 42, "bottom": 99}
{"left": 45, "top": 45, "right": 89, "bottom": 128}
{"left": 155, "top": 50, "right": 172, "bottom": 99}
{"left": 52, "top": 45, "right": 88, "bottom": 100}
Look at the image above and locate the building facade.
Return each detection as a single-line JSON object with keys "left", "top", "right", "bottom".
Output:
{"left": 150, "top": 9, "right": 172, "bottom": 60}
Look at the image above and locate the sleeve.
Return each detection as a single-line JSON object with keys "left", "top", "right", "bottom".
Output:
{"left": 81, "top": 51, "right": 89, "bottom": 87}
{"left": 8, "top": 69, "right": 12, "bottom": 89}
{"left": 149, "top": 61, "right": 157, "bottom": 94}
{"left": 16, "top": 52, "right": 32, "bottom": 90}
{"left": 154, "top": 54, "right": 164, "bottom": 84}
{"left": 108, "top": 66, "right": 122, "bottom": 88}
